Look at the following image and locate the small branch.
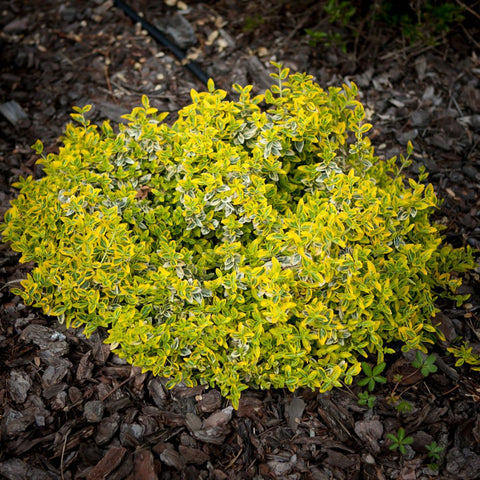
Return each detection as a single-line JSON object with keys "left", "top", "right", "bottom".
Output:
{"left": 460, "top": 24, "right": 480, "bottom": 50}
{"left": 60, "top": 430, "right": 70, "bottom": 480}
{"left": 379, "top": 36, "right": 443, "bottom": 61}
{"left": 455, "top": 0, "right": 480, "bottom": 21}
{"left": 103, "top": 51, "right": 115, "bottom": 99}
{"left": 100, "top": 369, "right": 144, "bottom": 401}
{"left": 0, "top": 279, "right": 23, "bottom": 290}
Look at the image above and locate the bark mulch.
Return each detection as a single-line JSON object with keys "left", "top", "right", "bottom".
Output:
{"left": 1, "top": 1, "right": 480, "bottom": 479}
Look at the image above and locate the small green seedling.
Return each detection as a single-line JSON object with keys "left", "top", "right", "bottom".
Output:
{"left": 412, "top": 351, "right": 438, "bottom": 377}
{"left": 357, "top": 391, "right": 376, "bottom": 408}
{"left": 358, "top": 362, "right": 387, "bottom": 392}
{"left": 386, "top": 391, "right": 413, "bottom": 413}
{"left": 395, "top": 399, "right": 413, "bottom": 413}
{"left": 387, "top": 427, "right": 414, "bottom": 455}
{"left": 425, "top": 440, "right": 443, "bottom": 470}
{"left": 425, "top": 440, "right": 443, "bottom": 461}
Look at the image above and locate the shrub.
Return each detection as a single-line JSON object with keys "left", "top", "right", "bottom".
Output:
{"left": 1, "top": 64, "right": 475, "bottom": 407}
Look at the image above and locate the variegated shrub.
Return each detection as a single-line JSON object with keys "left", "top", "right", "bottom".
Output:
{"left": 1, "top": 65, "right": 475, "bottom": 407}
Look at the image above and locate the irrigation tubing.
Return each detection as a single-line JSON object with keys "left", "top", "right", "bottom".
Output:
{"left": 113, "top": 0, "right": 211, "bottom": 87}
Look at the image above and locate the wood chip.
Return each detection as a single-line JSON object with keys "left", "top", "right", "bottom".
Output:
{"left": 178, "top": 445, "right": 210, "bottom": 465}
{"left": 134, "top": 449, "right": 158, "bottom": 479}
{"left": 0, "top": 101, "right": 28, "bottom": 126}
{"left": 87, "top": 446, "right": 127, "bottom": 480}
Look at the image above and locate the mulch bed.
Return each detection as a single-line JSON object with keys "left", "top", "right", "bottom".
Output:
{"left": 1, "top": 1, "right": 480, "bottom": 479}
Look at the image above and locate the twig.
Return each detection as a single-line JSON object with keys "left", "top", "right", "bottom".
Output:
{"left": 450, "top": 94, "right": 464, "bottom": 117}
{"left": 60, "top": 430, "right": 70, "bottom": 480}
{"left": 0, "top": 279, "right": 23, "bottom": 290}
{"left": 103, "top": 52, "right": 115, "bottom": 99}
{"left": 100, "top": 375, "right": 133, "bottom": 401}
{"left": 100, "top": 369, "right": 144, "bottom": 401}
{"left": 224, "top": 447, "right": 244, "bottom": 469}
{"left": 283, "top": 3, "right": 322, "bottom": 44}
{"left": 443, "top": 384, "right": 459, "bottom": 396}
{"left": 379, "top": 36, "right": 443, "bottom": 61}
{"left": 455, "top": 0, "right": 480, "bottom": 21}
{"left": 460, "top": 23, "right": 480, "bottom": 50}
{"left": 109, "top": 74, "right": 171, "bottom": 99}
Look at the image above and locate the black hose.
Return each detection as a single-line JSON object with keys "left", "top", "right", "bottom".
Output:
{"left": 113, "top": 0, "right": 211, "bottom": 86}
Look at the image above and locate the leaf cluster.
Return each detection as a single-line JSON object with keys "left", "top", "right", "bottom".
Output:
{"left": 387, "top": 427, "right": 414, "bottom": 455}
{"left": 1, "top": 65, "right": 475, "bottom": 407}
{"left": 358, "top": 362, "right": 386, "bottom": 392}
{"left": 411, "top": 351, "right": 438, "bottom": 376}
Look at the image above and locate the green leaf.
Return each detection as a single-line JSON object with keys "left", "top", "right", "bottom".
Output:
{"left": 141, "top": 95, "right": 150, "bottom": 109}
{"left": 373, "top": 362, "right": 386, "bottom": 376}
{"left": 31, "top": 139, "right": 44, "bottom": 155}
{"left": 407, "top": 140, "right": 414, "bottom": 155}
{"left": 48, "top": 304, "right": 67, "bottom": 316}
{"left": 265, "top": 89, "right": 274, "bottom": 104}
{"left": 279, "top": 67, "right": 289, "bottom": 80}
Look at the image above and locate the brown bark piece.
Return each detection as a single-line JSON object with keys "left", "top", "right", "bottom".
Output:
{"left": 179, "top": 445, "right": 210, "bottom": 465}
{"left": 76, "top": 351, "right": 94, "bottom": 381}
{"left": 86, "top": 446, "right": 127, "bottom": 480}
{"left": 134, "top": 448, "right": 159, "bottom": 480}
{"left": 196, "top": 389, "right": 222, "bottom": 413}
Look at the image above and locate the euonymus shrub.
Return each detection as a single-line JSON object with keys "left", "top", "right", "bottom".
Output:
{"left": 2, "top": 65, "right": 475, "bottom": 407}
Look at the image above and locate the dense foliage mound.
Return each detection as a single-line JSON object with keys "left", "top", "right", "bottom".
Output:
{"left": 1, "top": 65, "right": 475, "bottom": 407}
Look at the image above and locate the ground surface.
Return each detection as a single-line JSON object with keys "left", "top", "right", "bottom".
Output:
{"left": 1, "top": 1, "right": 480, "bottom": 479}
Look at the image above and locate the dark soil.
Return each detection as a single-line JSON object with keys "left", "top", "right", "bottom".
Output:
{"left": 1, "top": 1, "right": 480, "bottom": 479}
